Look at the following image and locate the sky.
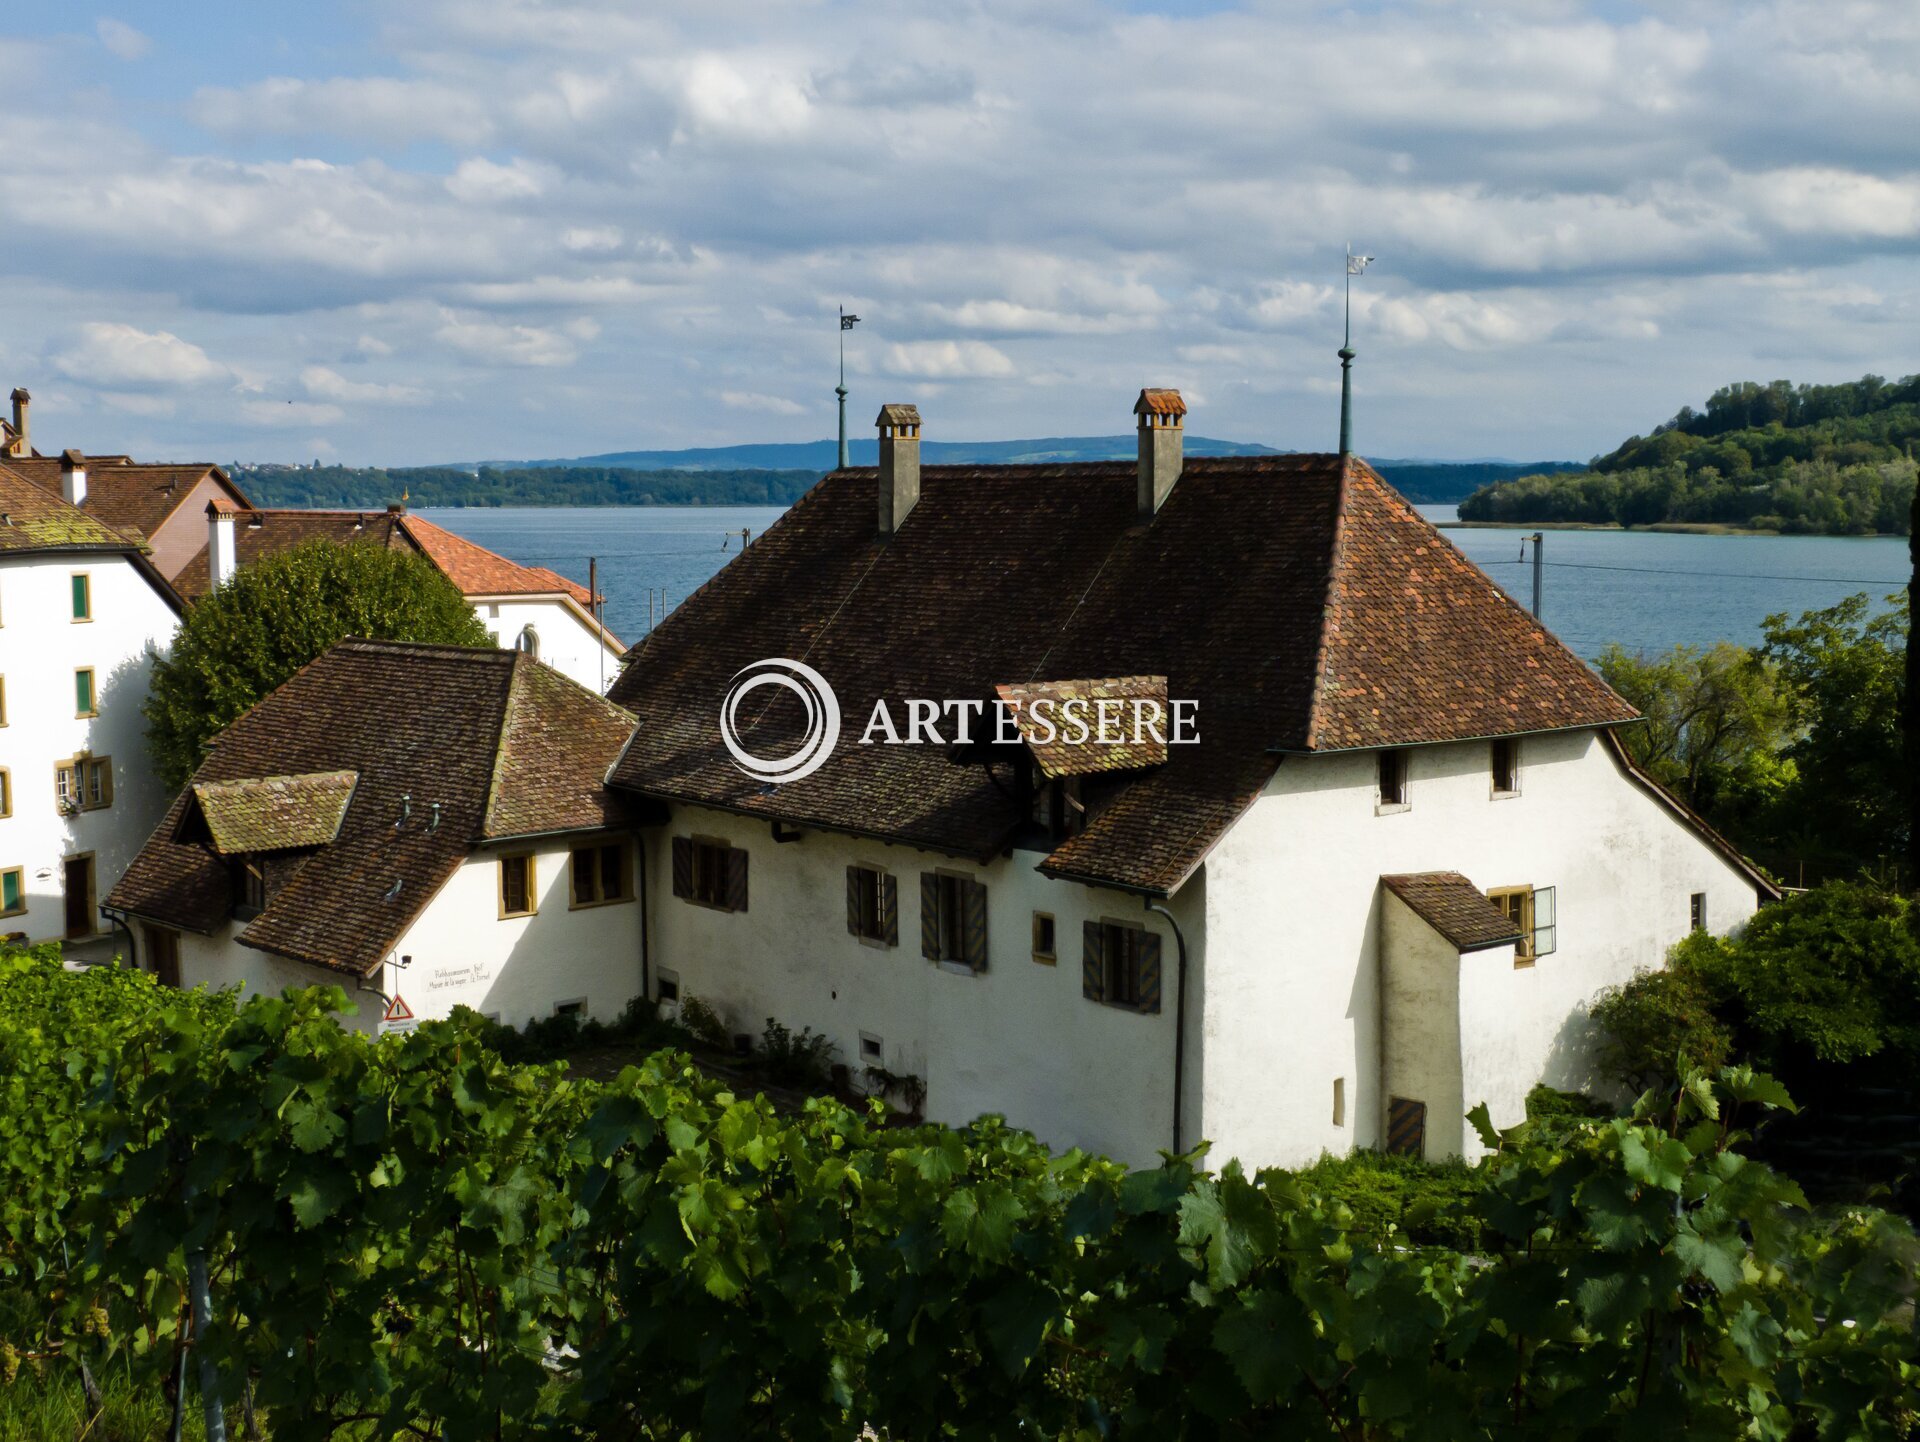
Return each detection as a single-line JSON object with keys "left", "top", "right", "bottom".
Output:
{"left": 0, "top": 0, "right": 1915, "bottom": 466}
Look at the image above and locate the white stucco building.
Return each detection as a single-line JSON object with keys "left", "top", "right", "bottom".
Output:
{"left": 107, "top": 640, "right": 647, "bottom": 1023}
{"left": 600, "top": 392, "right": 1777, "bottom": 1169}
{"left": 0, "top": 462, "right": 183, "bottom": 962}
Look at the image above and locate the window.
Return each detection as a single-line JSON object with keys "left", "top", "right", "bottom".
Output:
{"left": 515, "top": 625, "right": 540, "bottom": 657}
{"left": 859, "top": 1032, "right": 884, "bottom": 1063}
{"left": 499, "top": 853, "right": 536, "bottom": 917}
{"left": 0, "top": 867, "right": 22, "bottom": 917}
{"left": 554, "top": 998, "right": 587, "bottom": 1018}
{"left": 672, "top": 836, "right": 747, "bottom": 912}
{"left": 71, "top": 573, "right": 91, "bottom": 621}
{"left": 1690, "top": 892, "right": 1707, "bottom": 932}
{"left": 1031, "top": 911, "right": 1057, "bottom": 964}
{"left": 1491, "top": 737, "right": 1518, "bottom": 795}
{"left": 55, "top": 757, "right": 112, "bottom": 813}
{"left": 1376, "top": 749, "right": 1407, "bottom": 808}
{"left": 656, "top": 970, "right": 680, "bottom": 1003}
{"left": 234, "top": 861, "right": 266, "bottom": 919}
{"left": 63, "top": 854, "right": 95, "bottom": 939}
{"left": 146, "top": 926, "right": 181, "bottom": 988}
{"left": 1489, "top": 884, "right": 1557, "bottom": 966}
{"left": 74, "top": 668, "right": 97, "bottom": 717}
{"left": 919, "top": 871, "right": 987, "bottom": 971}
{"left": 0, "top": 769, "right": 9, "bottom": 818}
{"left": 1081, "top": 919, "right": 1162, "bottom": 1013}
{"left": 570, "top": 841, "right": 632, "bottom": 907}
{"left": 1332, "top": 1077, "right": 1346, "bottom": 1127}
{"left": 845, "top": 864, "right": 897, "bottom": 944}
{"left": 0, "top": 675, "right": 7, "bottom": 725}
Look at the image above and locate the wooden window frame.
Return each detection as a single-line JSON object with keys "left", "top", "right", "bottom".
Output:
{"left": 1490, "top": 737, "right": 1519, "bottom": 797}
{"left": 846, "top": 863, "right": 895, "bottom": 946}
{"left": 0, "top": 768, "right": 10, "bottom": 819}
{"left": 1489, "top": 884, "right": 1557, "bottom": 968}
{"left": 55, "top": 755, "right": 113, "bottom": 813}
{"left": 63, "top": 852, "right": 97, "bottom": 940}
{"left": 70, "top": 572, "right": 92, "bottom": 623}
{"left": 1690, "top": 891, "right": 1707, "bottom": 933}
{"left": 0, "top": 674, "right": 8, "bottom": 726}
{"left": 1332, "top": 1077, "right": 1346, "bottom": 1128}
{"left": 568, "top": 839, "right": 634, "bottom": 909}
{"left": 1081, "top": 917, "right": 1163, "bottom": 1014}
{"left": 498, "top": 851, "right": 537, "bottom": 919}
{"left": 0, "top": 866, "right": 23, "bottom": 918}
{"left": 920, "top": 868, "right": 987, "bottom": 973}
{"left": 671, "top": 835, "right": 748, "bottom": 914}
{"left": 1031, "top": 910, "right": 1057, "bottom": 964}
{"left": 74, "top": 667, "right": 97, "bottom": 718}
{"left": 1375, "top": 748, "right": 1409, "bottom": 812}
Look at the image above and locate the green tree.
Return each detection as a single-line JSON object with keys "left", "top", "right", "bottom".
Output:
{"left": 144, "top": 539, "right": 492, "bottom": 789}
{"left": 1589, "top": 940, "right": 1735, "bottom": 1091}
{"left": 1597, "top": 640, "right": 1793, "bottom": 822}
{"left": 1908, "top": 471, "right": 1918, "bottom": 888}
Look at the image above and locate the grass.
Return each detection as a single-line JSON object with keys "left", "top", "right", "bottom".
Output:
{"left": 0, "top": 1360, "right": 254, "bottom": 1441}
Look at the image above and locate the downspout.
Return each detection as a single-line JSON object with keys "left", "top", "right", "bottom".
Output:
{"left": 99, "top": 904, "right": 138, "bottom": 969}
{"left": 1144, "top": 900, "right": 1190, "bottom": 1156}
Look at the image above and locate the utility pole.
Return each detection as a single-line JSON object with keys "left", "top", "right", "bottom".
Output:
{"left": 1531, "top": 531, "right": 1544, "bottom": 618}
{"left": 837, "top": 308, "right": 861, "bottom": 470}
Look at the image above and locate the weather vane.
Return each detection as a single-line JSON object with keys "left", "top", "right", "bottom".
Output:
{"left": 837, "top": 307, "right": 862, "bottom": 470}
{"left": 1339, "top": 245, "right": 1374, "bottom": 458}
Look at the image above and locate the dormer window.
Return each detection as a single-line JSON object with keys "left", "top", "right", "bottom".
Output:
{"left": 233, "top": 860, "right": 266, "bottom": 920}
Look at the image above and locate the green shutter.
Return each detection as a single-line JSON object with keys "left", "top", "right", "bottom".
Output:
{"left": 881, "top": 874, "right": 898, "bottom": 947}
{"left": 919, "top": 874, "right": 940, "bottom": 959}
{"left": 962, "top": 879, "right": 988, "bottom": 972}
{"left": 845, "top": 866, "right": 862, "bottom": 936}
{"left": 75, "top": 670, "right": 93, "bottom": 715}
{"left": 1082, "top": 920, "right": 1105, "bottom": 1001}
{"left": 2, "top": 871, "right": 18, "bottom": 911}
{"left": 71, "top": 574, "right": 88, "bottom": 620}
{"left": 1136, "top": 931, "right": 1163, "bottom": 1014}
{"left": 725, "top": 847, "right": 749, "bottom": 913}
{"left": 670, "top": 837, "right": 692, "bottom": 899}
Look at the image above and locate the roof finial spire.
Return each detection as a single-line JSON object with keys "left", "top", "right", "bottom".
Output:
{"left": 1339, "top": 245, "right": 1372, "bottom": 458}
{"left": 837, "top": 307, "right": 861, "bottom": 470}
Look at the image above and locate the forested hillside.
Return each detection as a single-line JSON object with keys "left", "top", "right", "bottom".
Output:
{"left": 1459, "top": 373, "right": 1920, "bottom": 534}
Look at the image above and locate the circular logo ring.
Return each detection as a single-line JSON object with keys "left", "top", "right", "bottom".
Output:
{"left": 719, "top": 657, "right": 841, "bottom": 784}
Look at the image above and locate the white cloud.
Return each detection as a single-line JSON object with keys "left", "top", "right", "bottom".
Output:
{"left": 300, "top": 366, "right": 429, "bottom": 405}
{"left": 52, "top": 322, "right": 226, "bottom": 388}
{"left": 882, "top": 340, "right": 1016, "bottom": 379}
{"left": 435, "top": 313, "right": 579, "bottom": 367}
{"left": 191, "top": 76, "right": 495, "bottom": 147}
{"left": 444, "top": 156, "right": 552, "bottom": 203}
{"left": 239, "top": 399, "right": 345, "bottom": 427}
{"left": 561, "top": 225, "right": 624, "bottom": 253}
{"left": 720, "top": 390, "right": 804, "bottom": 415}
{"left": 95, "top": 19, "right": 150, "bottom": 61}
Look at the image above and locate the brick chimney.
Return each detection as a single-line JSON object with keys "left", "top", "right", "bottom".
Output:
{"left": 5, "top": 389, "right": 26, "bottom": 458}
{"left": 875, "top": 403, "right": 921, "bottom": 537}
{"left": 60, "top": 449, "right": 87, "bottom": 507}
{"left": 207, "top": 498, "right": 239, "bottom": 589}
{"left": 1135, "top": 389, "right": 1185, "bottom": 518}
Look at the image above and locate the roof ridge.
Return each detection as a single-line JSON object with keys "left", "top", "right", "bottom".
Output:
{"left": 335, "top": 636, "right": 512, "bottom": 661}
{"left": 1301, "top": 453, "right": 1358, "bottom": 749}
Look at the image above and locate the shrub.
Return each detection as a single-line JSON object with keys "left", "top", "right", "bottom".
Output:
{"left": 677, "top": 995, "right": 732, "bottom": 1053}
{"left": 756, "top": 1016, "right": 836, "bottom": 1090}
{"left": 1523, "top": 1083, "right": 1614, "bottom": 1123}
{"left": 1590, "top": 940, "right": 1734, "bottom": 1090}
{"left": 1289, "top": 1149, "right": 1483, "bottom": 1251}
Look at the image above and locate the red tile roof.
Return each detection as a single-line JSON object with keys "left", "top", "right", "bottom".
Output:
{"left": 605, "top": 454, "right": 1639, "bottom": 895}
{"left": 1381, "top": 872, "right": 1524, "bottom": 953}
{"left": 7, "top": 454, "right": 245, "bottom": 547}
{"left": 107, "top": 641, "right": 644, "bottom": 976}
{"left": 995, "top": 676, "right": 1170, "bottom": 778}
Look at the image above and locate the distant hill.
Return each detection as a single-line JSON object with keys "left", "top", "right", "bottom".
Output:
{"left": 232, "top": 449, "right": 1580, "bottom": 511}
{"left": 1459, "top": 373, "right": 1920, "bottom": 534}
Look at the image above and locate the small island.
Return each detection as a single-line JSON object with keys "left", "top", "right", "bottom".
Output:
{"left": 1458, "top": 373, "right": 1918, "bottom": 536}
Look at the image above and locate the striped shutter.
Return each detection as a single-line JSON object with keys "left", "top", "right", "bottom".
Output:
{"left": 962, "top": 879, "right": 988, "bottom": 972}
{"left": 670, "top": 836, "right": 692, "bottom": 899}
{"left": 1135, "top": 931, "right": 1163, "bottom": 1014}
{"left": 881, "top": 874, "right": 899, "bottom": 947}
{"left": 1387, "top": 1097, "right": 1427, "bottom": 1158}
{"left": 725, "top": 847, "right": 749, "bottom": 913}
{"left": 920, "top": 874, "right": 941, "bottom": 959}
{"left": 1082, "top": 920, "right": 1105, "bottom": 1002}
{"left": 845, "top": 866, "right": 862, "bottom": 936}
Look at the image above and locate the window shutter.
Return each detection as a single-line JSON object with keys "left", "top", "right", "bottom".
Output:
{"left": 919, "top": 874, "right": 940, "bottom": 959}
{"left": 1387, "top": 1097, "right": 1427, "bottom": 1158}
{"left": 1532, "top": 886, "right": 1557, "bottom": 957}
{"left": 1136, "top": 930, "right": 1163, "bottom": 1014}
{"left": 881, "top": 874, "right": 899, "bottom": 947}
{"left": 670, "top": 836, "right": 692, "bottom": 900}
{"left": 845, "top": 865, "right": 862, "bottom": 936}
{"left": 1082, "top": 920, "right": 1105, "bottom": 1001}
{"left": 725, "top": 847, "right": 749, "bottom": 913}
{"left": 962, "top": 879, "right": 988, "bottom": 972}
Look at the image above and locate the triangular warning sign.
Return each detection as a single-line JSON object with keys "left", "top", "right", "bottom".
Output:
{"left": 382, "top": 993, "right": 415, "bottom": 1023}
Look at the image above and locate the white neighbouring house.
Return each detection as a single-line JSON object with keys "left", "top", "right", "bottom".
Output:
{"left": 0, "top": 461, "right": 184, "bottom": 961}
{"left": 599, "top": 391, "right": 1779, "bottom": 1170}
{"left": 107, "top": 640, "right": 650, "bottom": 1024}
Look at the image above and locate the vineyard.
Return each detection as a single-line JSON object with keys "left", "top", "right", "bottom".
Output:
{"left": 1, "top": 947, "right": 1915, "bottom": 1439}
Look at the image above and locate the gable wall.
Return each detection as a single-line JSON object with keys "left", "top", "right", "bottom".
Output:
{"left": 146, "top": 475, "right": 233, "bottom": 581}
{"left": 473, "top": 595, "right": 622, "bottom": 695}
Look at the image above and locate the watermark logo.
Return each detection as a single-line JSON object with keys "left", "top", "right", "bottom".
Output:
{"left": 719, "top": 658, "right": 842, "bottom": 784}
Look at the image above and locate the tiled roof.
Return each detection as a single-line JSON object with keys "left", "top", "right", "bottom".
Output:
{"left": 605, "top": 454, "right": 1637, "bottom": 895}
{"left": 1134, "top": 389, "right": 1187, "bottom": 418}
{"left": 995, "top": 676, "right": 1169, "bottom": 778}
{"left": 185, "top": 772, "right": 358, "bottom": 854}
{"left": 107, "top": 641, "right": 641, "bottom": 976}
{"left": 1381, "top": 872, "right": 1524, "bottom": 953}
{"left": 397, "top": 514, "right": 598, "bottom": 607}
{"left": 172, "top": 510, "right": 408, "bottom": 597}
{"left": 7, "top": 454, "right": 244, "bottom": 547}
{"left": 0, "top": 463, "right": 143, "bottom": 553}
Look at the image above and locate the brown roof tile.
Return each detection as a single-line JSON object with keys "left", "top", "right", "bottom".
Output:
{"left": 995, "top": 676, "right": 1169, "bottom": 778}
{"left": 0, "top": 463, "right": 143, "bottom": 553}
{"left": 108, "top": 641, "right": 640, "bottom": 975}
{"left": 1381, "top": 872, "right": 1524, "bottom": 952}
{"left": 186, "top": 772, "right": 358, "bottom": 854}
{"left": 7, "top": 454, "right": 245, "bottom": 548}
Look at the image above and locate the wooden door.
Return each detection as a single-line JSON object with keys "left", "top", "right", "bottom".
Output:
{"left": 62, "top": 856, "right": 93, "bottom": 939}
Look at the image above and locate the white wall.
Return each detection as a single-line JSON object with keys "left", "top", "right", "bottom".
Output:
{"left": 645, "top": 806, "right": 1197, "bottom": 1169}
{"left": 167, "top": 830, "right": 645, "bottom": 1032}
{"left": 0, "top": 552, "right": 177, "bottom": 961}
{"left": 474, "top": 595, "right": 622, "bottom": 695}
{"left": 1200, "top": 728, "right": 1763, "bottom": 1170}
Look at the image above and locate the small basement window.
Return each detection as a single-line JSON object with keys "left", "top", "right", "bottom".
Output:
{"left": 554, "top": 998, "right": 587, "bottom": 1019}
{"left": 656, "top": 970, "right": 680, "bottom": 1003}
{"left": 1490, "top": 884, "right": 1557, "bottom": 967}
{"left": 1376, "top": 749, "right": 1407, "bottom": 809}
{"left": 1031, "top": 911, "right": 1057, "bottom": 964}
{"left": 1491, "top": 737, "right": 1518, "bottom": 795}
{"left": 859, "top": 1032, "right": 884, "bottom": 1063}
{"left": 499, "top": 853, "right": 536, "bottom": 917}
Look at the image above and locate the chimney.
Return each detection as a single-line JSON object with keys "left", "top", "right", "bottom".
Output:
{"left": 207, "top": 499, "right": 239, "bottom": 589}
{"left": 6, "top": 388, "right": 26, "bottom": 457}
{"left": 1134, "top": 388, "right": 1186, "bottom": 518}
{"left": 59, "top": 449, "right": 87, "bottom": 507}
{"left": 875, "top": 403, "right": 921, "bottom": 536}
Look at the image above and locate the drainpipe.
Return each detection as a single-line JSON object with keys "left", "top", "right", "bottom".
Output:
{"left": 99, "top": 904, "right": 138, "bottom": 969}
{"left": 1144, "top": 899, "right": 1190, "bottom": 1155}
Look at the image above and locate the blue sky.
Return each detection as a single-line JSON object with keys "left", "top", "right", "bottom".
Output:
{"left": 0, "top": 0, "right": 1914, "bottom": 466}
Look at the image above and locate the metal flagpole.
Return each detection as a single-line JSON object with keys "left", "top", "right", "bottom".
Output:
{"left": 836, "top": 308, "right": 861, "bottom": 471}
{"left": 1339, "top": 246, "right": 1372, "bottom": 458}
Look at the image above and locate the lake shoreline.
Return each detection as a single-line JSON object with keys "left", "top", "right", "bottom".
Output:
{"left": 1439, "top": 519, "right": 1907, "bottom": 539}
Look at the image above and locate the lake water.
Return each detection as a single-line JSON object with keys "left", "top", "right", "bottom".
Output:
{"left": 418, "top": 504, "right": 1910, "bottom": 661}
